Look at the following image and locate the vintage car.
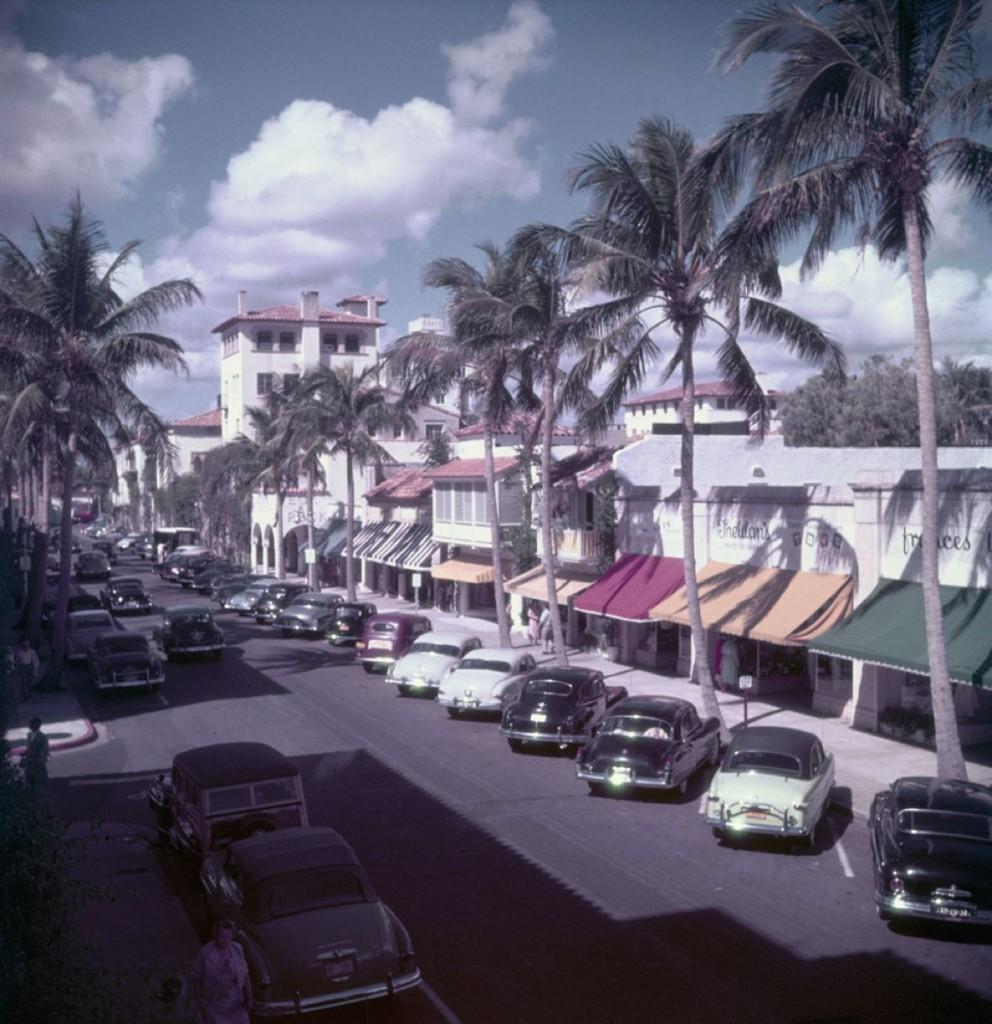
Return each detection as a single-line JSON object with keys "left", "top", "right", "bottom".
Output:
{"left": 66, "top": 609, "right": 119, "bottom": 661}
{"left": 323, "top": 602, "right": 378, "bottom": 646}
{"left": 253, "top": 582, "right": 312, "bottom": 624}
{"left": 41, "top": 586, "right": 101, "bottom": 629}
{"left": 435, "top": 647, "right": 538, "bottom": 718}
{"left": 148, "top": 742, "right": 309, "bottom": 858}
{"left": 227, "top": 579, "right": 283, "bottom": 615}
{"left": 91, "top": 539, "right": 119, "bottom": 565}
{"left": 704, "top": 726, "right": 835, "bottom": 846}
{"left": 868, "top": 776, "right": 992, "bottom": 925}
{"left": 576, "top": 695, "right": 722, "bottom": 795}
{"left": 158, "top": 546, "right": 211, "bottom": 578}
{"left": 115, "top": 532, "right": 145, "bottom": 552}
{"left": 75, "top": 549, "right": 112, "bottom": 581}
{"left": 154, "top": 605, "right": 225, "bottom": 660}
{"left": 88, "top": 632, "right": 165, "bottom": 694}
{"left": 191, "top": 561, "right": 245, "bottom": 593}
{"left": 200, "top": 828, "right": 420, "bottom": 1014}
{"left": 357, "top": 613, "right": 432, "bottom": 674}
{"left": 272, "top": 591, "right": 343, "bottom": 636}
{"left": 214, "top": 575, "right": 269, "bottom": 607}
{"left": 385, "top": 630, "right": 482, "bottom": 696}
{"left": 500, "top": 668, "right": 627, "bottom": 752}
{"left": 98, "top": 576, "right": 153, "bottom": 615}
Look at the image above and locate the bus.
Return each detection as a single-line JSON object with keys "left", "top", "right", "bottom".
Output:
{"left": 146, "top": 527, "right": 202, "bottom": 560}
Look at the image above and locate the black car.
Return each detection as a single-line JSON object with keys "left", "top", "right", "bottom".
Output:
{"left": 98, "top": 576, "right": 153, "bottom": 615}
{"left": 214, "top": 577, "right": 258, "bottom": 608}
{"left": 253, "top": 582, "right": 311, "bottom": 624}
{"left": 88, "top": 632, "right": 165, "bottom": 694}
{"left": 154, "top": 605, "right": 225, "bottom": 660}
{"left": 41, "top": 587, "right": 102, "bottom": 629}
{"left": 162, "top": 552, "right": 210, "bottom": 585}
{"left": 499, "top": 668, "right": 628, "bottom": 753}
{"left": 91, "top": 539, "right": 119, "bottom": 565}
{"left": 868, "top": 776, "right": 992, "bottom": 926}
{"left": 174, "top": 555, "right": 230, "bottom": 588}
{"left": 576, "top": 695, "right": 722, "bottom": 796}
{"left": 323, "top": 601, "right": 378, "bottom": 645}
{"left": 75, "top": 550, "right": 112, "bottom": 581}
{"left": 191, "top": 561, "right": 245, "bottom": 593}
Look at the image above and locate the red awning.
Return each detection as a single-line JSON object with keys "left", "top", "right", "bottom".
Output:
{"left": 573, "top": 553, "right": 685, "bottom": 622}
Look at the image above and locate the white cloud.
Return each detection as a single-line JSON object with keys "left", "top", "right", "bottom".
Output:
{"left": 0, "top": 33, "right": 193, "bottom": 216}
{"left": 927, "top": 177, "right": 975, "bottom": 254}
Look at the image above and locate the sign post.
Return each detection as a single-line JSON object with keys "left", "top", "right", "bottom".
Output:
{"left": 412, "top": 572, "right": 423, "bottom": 609}
{"left": 738, "top": 674, "right": 753, "bottom": 726}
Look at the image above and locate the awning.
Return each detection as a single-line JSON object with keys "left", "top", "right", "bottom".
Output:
{"left": 650, "top": 561, "right": 853, "bottom": 646}
{"left": 317, "top": 520, "right": 352, "bottom": 558}
{"left": 379, "top": 523, "right": 438, "bottom": 571}
{"left": 351, "top": 521, "right": 393, "bottom": 559}
{"left": 573, "top": 553, "right": 685, "bottom": 622}
{"left": 810, "top": 579, "right": 992, "bottom": 687}
{"left": 431, "top": 554, "right": 507, "bottom": 584}
{"left": 505, "top": 565, "right": 599, "bottom": 604}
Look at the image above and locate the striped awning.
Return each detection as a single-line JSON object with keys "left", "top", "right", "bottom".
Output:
{"left": 352, "top": 521, "right": 393, "bottom": 559}
{"left": 379, "top": 523, "right": 437, "bottom": 571}
{"left": 317, "top": 520, "right": 352, "bottom": 558}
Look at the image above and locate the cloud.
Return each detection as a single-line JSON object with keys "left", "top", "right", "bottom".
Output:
{"left": 0, "top": 32, "right": 193, "bottom": 217}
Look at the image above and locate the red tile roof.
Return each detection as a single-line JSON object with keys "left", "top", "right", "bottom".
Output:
{"left": 365, "top": 468, "right": 433, "bottom": 502}
{"left": 212, "top": 304, "right": 385, "bottom": 333}
{"left": 454, "top": 413, "right": 576, "bottom": 439}
{"left": 424, "top": 457, "right": 518, "bottom": 480}
{"left": 624, "top": 381, "right": 779, "bottom": 407}
{"left": 170, "top": 408, "right": 222, "bottom": 429}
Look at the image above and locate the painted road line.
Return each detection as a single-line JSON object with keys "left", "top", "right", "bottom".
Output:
{"left": 420, "top": 979, "right": 464, "bottom": 1024}
{"left": 828, "top": 818, "right": 855, "bottom": 878}
{"left": 69, "top": 771, "right": 165, "bottom": 787}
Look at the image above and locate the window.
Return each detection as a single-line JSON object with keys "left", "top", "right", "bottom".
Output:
{"left": 322, "top": 332, "right": 338, "bottom": 352}
{"left": 278, "top": 332, "right": 295, "bottom": 352}
{"left": 435, "top": 485, "right": 452, "bottom": 522}
{"left": 454, "top": 482, "right": 472, "bottom": 524}
{"left": 192, "top": 455, "right": 204, "bottom": 473}
{"left": 256, "top": 331, "right": 273, "bottom": 352}
{"left": 222, "top": 334, "right": 239, "bottom": 357}
{"left": 716, "top": 397, "right": 727, "bottom": 410}
{"left": 425, "top": 422, "right": 443, "bottom": 439}
{"left": 474, "top": 483, "right": 487, "bottom": 521}
{"left": 344, "top": 333, "right": 361, "bottom": 354}
{"left": 499, "top": 477, "right": 523, "bottom": 524}
{"left": 257, "top": 373, "right": 274, "bottom": 395}
{"left": 283, "top": 373, "right": 299, "bottom": 391}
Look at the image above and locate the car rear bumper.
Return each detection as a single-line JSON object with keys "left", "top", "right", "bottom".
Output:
{"left": 166, "top": 644, "right": 223, "bottom": 654}
{"left": 95, "top": 673, "right": 165, "bottom": 690}
{"left": 576, "top": 766, "right": 673, "bottom": 789}
{"left": 499, "top": 726, "right": 587, "bottom": 745}
{"left": 875, "top": 892, "right": 992, "bottom": 924}
{"left": 705, "top": 810, "right": 809, "bottom": 837}
{"left": 437, "top": 695, "right": 500, "bottom": 712}
{"left": 253, "top": 967, "right": 421, "bottom": 1016}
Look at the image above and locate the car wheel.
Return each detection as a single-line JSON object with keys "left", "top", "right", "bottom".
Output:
{"left": 447, "top": 707, "right": 461, "bottom": 719}
{"left": 212, "top": 649, "right": 223, "bottom": 661}
{"left": 711, "top": 826, "right": 725, "bottom": 842}
{"left": 587, "top": 782, "right": 607, "bottom": 797}
{"left": 708, "top": 742, "right": 721, "bottom": 768}
{"left": 397, "top": 684, "right": 411, "bottom": 697}
{"left": 362, "top": 663, "right": 375, "bottom": 674}
{"left": 281, "top": 629, "right": 292, "bottom": 638}
{"left": 508, "top": 739, "right": 524, "bottom": 753}
{"left": 676, "top": 776, "right": 689, "bottom": 797}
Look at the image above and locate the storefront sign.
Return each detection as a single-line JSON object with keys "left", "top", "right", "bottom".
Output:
{"left": 412, "top": 572, "right": 423, "bottom": 589}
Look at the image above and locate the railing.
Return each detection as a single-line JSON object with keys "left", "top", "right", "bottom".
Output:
{"left": 537, "top": 528, "right": 603, "bottom": 561}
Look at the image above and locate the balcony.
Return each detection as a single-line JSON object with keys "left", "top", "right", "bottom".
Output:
{"left": 537, "top": 528, "right": 603, "bottom": 562}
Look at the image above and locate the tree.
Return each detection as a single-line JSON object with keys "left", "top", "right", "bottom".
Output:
{"left": 417, "top": 429, "right": 455, "bottom": 469}
{"left": 715, "top": 0, "right": 992, "bottom": 777}
{"left": 0, "top": 196, "right": 199, "bottom": 675}
{"left": 938, "top": 358, "right": 992, "bottom": 444}
{"left": 153, "top": 472, "right": 201, "bottom": 527}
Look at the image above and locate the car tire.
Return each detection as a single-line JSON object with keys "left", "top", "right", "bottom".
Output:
{"left": 212, "top": 649, "right": 223, "bottom": 661}
{"left": 508, "top": 739, "right": 524, "bottom": 753}
{"left": 587, "top": 782, "right": 607, "bottom": 797}
{"left": 708, "top": 742, "right": 721, "bottom": 768}
{"left": 446, "top": 707, "right": 461, "bottom": 719}
{"left": 397, "top": 684, "right": 411, "bottom": 697}
{"left": 676, "top": 776, "right": 689, "bottom": 797}
{"left": 711, "top": 827, "right": 725, "bottom": 842}
{"left": 362, "top": 663, "right": 375, "bottom": 674}
{"left": 281, "top": 629, "right": 293, "bottom": 638}
{"left": 241, "top": 823, "right": 274, "bottom": 840}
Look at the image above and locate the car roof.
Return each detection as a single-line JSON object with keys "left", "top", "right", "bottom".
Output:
{"left": 165, "top": 604, "right": 212, "bottom": 618}
{"left": 608, "top": 695, "right": 694, "bottom": 721}
{"left": 892, "top": 777, "right": 992, "bottom": 816}
{"left": 68, "top": 609, "right": 114, "bottom": 624}
{"left": 291, "top": 591, "right": 337, "bottom": 602}
{"left": 414, "top": 631, "right": 479, "bottom": 645}
{"left": 459, "top": 647, "right": 520, "bottom": 661}
{"left": 173, "top": 742, "right": 298, "bottom": 786}
{"left": 368, "top": 612, "right": 428, "bottom": 624}
{"left": 109, "top": 577, "right": 142, "bottom": 587}
{"left": 725, "top": 726, "right": 818, "bottom": 757}
{"left": 524, "top": 667, "right": 603, "bottom": 684}
{"left": 232, "top": 827, "right": 360, "bottom": 885}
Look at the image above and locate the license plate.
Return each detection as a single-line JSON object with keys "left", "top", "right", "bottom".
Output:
{"left": 610, "top": 767, "right": 632, "bottom": 781}
{"left": 412, "top": 677, "right": 427, "bottom": 687}
{"left": 321, "top": 958, "right": 354, "bottom": 981}
{"left": 745, "top": 810, "right": 768, "bottom": 820}
{"left": 531, "top": 712, "right": 547, "bottom": 723}
{"left": 368, "top": 639, "right": 391, "bottom": 650}
{"left": 933, "top": 903, "right": 973, "bottom": 919}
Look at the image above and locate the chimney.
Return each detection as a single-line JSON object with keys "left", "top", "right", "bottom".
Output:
{"left": 238, "top": 289, "right": 247, "bottom": 315}
{"left": 216, "top": 393, "right": 222, "bottom": 410}
{"left": 301, "top": 290, "right": 319, "bottom": 320}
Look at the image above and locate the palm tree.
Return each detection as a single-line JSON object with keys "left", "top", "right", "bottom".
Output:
{"left": 713, "top": 0, "right": 992, "bottom": 779}
{"left": 524, "top": 117, "right": 843, "bottom": 738}
{"left": 293, "top": 364, "right": 410, "bottom": 601}
{"left": 0, "top": 195, "right": 200, "bottom": 674}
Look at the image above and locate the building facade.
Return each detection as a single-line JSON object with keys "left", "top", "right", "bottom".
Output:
{"left": 623, "top": 381, "right": 781, "bottom": 438}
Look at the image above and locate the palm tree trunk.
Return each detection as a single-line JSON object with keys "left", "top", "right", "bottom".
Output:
{"left": 484, "top": 421, "right": 511, "bottom": 646}
{"left": 274, "top": 490, "right": 285, "bottom": 580}
{"left": 26, "top": 441, "right": 52, "bottom": 644}
{"left": 52, "top": 406, "right": 79, "bottom": 683}
{"left": 305, "top": 466, "right": 317, "bottom": 592}
{"left": 902, "top": 195, "right": 967, "bottom": 780}
{"left": 541, "top": 364, "right": 568, "bottom": 665}
{"left": 345, "top": 452, "right": 356, "bottom": 601}
{"left": 680, "top": 340, "right": 729, "bottom": 743}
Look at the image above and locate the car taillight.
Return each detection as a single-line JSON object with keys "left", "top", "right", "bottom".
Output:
{"left": 889, "top": 875, "right": 904, "bottom": 895}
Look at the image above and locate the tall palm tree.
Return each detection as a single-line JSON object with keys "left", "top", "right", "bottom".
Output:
{"left": 713, "top": 0, "right": 992, "bottom": 778}
{"left": 293, "top": 364, "right": 410, "bottom": 601}
{"left": 525, "top": 117, "right": 843, "bottom": 738}
{"left": 0, "top": 195, "right": 200, "bottom": 673}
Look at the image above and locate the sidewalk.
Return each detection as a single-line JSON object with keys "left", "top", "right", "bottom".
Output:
{"left": 5, "top": 685, "right": 97, "bottom": 756}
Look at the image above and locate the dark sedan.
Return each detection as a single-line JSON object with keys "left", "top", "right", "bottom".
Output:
{"left": 99, "top": 576, "right": 153, "bottom": 615}
{"left": 214, "top": 575, "right": 270, "bottom": 608}
{"left": 324, "top": 602, "right": 378, "bottom": 646}
{"left": 75, "top": 550, "right": 112, "bottom": 581}
{"left": 576, "top": 695, "right": 722, "bottom": 796}
{"left": 154, "top": 605, "right": 225, "bottom": 660}
{"left": 253, "top": 582, "right": 311, "bottom": 624}
{"left": 499, "top": 668, "right": 627, "bottom": 753}
{"left": 200, "top": 827, "right": 421, "bottom": 1015}
{"left": 88, "top": 632, "right": 165, "bottom": 694}
{"left": 191, "top": 561, "right": 245, "bottom": 593}
{"left": 869, "top": 776, "right": 992, "bottom": 926}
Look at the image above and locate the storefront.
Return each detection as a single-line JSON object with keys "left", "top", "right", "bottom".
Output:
{"left": 431, "top": 551, "right": 510, "bottom": 618}
{"left": 504, "top": 564, "right": 600, "bottom": 644}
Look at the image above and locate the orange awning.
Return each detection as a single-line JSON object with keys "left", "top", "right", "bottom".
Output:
{"left": 431, "top": 555, "right": 507, "bottom": 584}
{"left": 505, "top": 565, "right": 598, "bottom": 603}
{"left": 649, "top": 562, "right": 853, "bottom": 646}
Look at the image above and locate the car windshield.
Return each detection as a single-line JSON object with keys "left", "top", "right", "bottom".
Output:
{"left": 524, "top": 679, "right": 573, "bottom": 697}
{"left": 410, "top": 642, "right": 461, "bottom": 657}
{"left": 100, "top": 635, "right": 148, "bottom": 654}
{"left": 79, "top": 553, "right": 105, "bottom": 565}
{"left": 291, "top": 597, "right": 332, "bottom": 609}
{"left": 113, "top": 581, "right": 143, "bottom": 592}
{"left": 458, "top": 658, "right": 510, "bottom": 673}
{"left": 170, "top": 612, "right": 212, "bottom": 626}
{"left": 262, "top": 869, "right": 368, "bottom": 920}
{"left": 726, "top": 750, "right": 802, "bottom": 776}
{"left": 601, "top": 716, "right": 672, "bottom": 739}
{"left": 334, "top": 606, "right": 364, "bottom": 619}
{"left": 898, "top": 810, "right": 992, "bottom": 841}
{"left": 71, "top": 613, "right": 112, "bottom": 630}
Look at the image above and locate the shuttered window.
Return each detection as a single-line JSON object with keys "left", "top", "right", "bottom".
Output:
{"left": 454, "top": 483, "right": 472, "bottom": 524}
{"left": 434, "top": 485, "right": 452, "bottom": 522}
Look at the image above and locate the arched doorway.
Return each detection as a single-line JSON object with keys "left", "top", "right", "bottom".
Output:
{"left": 284, "top": 528, "right": 301, "bottom": 575}
{"left": 264, "top": 525, "right": 275, "bottom": 571}
{"left": 253, "top": 524, "right": 263, "bottom": 570}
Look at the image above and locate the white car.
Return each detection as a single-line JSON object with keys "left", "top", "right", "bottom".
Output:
{"left": 436, "top": 647, "right": 538, "bottom": 718}
{"left": 226, "top": 579, "right": 280, "bottom": 615}
{"left": 115, "top": 533, "right": 143, "bottom": 552}
{"left": 66, "top": 609, "right": 120, "bottom": 661}
{"left": 386, "top": 631, "right": 482, "bottom": 696}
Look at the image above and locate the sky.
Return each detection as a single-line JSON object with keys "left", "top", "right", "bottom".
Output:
{"left": 3, "top": 0, "right": 992, "bottom": 423}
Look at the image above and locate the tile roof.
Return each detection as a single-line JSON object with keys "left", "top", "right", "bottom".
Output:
{"left": 364, "top": 467, "right": 434, "bottom": 502}
{"left": 454, "top": 412, "right": 576, "bottom": 439}
{"left": 623, "top": 381, "right": 780, "bottom": 407}
{"left": 170, "top": 408, "right": 222, "bottom": 429}
{"left": 423, "top": 457, "right": 518, "bottom": 480}
{"left": 211, "top": 304, "right": 385, "bottom": 333}
{"left": 549, "top": 446, "right": 617, "bottom": 486}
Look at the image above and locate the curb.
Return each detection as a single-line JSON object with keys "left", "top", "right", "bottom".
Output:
{"left": 8, "top": 717, "right": 98, "bottom": 759}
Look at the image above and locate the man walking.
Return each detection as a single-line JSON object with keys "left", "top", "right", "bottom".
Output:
{"left": 14, "top": 638, "right": 40, "bottom": 699}
{"left": 21, "top": 716, "right": 50, "bottom": 794}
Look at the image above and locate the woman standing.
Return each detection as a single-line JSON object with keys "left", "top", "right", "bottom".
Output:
{"left": 191, "top": 920, "right": 253, "bottom": 1024}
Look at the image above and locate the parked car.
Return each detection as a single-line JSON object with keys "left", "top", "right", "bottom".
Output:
{"left": 322, "top": 601, "right": 378, "bottom": 646}
{"left": 436, "top": 647, "right": 538, "bottom": 718}
{"left": 91, "top": 539, "right": 119, "bottom": 565}
{"left": 704, "top": 726, "right": 835, "bottom": 846}
{"left": 191, "top": 561, "right": 245, "bottom": 593}
{"left": 148, "top": 742, "right": 309, "bottom": 858}
{"left": 357, "top": 613, "right": 433, "bottom": 673}
{"left": 75, "top": 550, "right": 112, "bottom": 581}
{"left": 154, "top": 605, "right": 225, "bottom": 660}
{"left": 868, "top": 776, "right": 992, "bottom": 925}
{"left": 199, "top": 828, "right": 420, "bottom": 1014}
{"left": 115, "top": 532, "right": 145, "bottom": 552}
{"left": 227, "top": 579, "right": 283, "bottom": 615}
{"left": 273, "top": 591, "right": 344, "bottom": 636}
{"left": 576, "top": 695, "right": 722, "bottom": 795}
{"left": 385, "top": 631, "right": 483, "bottom": 696}
{"left": 136, "top": 536, "right": 155, "bottom": 559}
{"left": 88, "top": 632, "right": 165, "bottom": 694}
{"left": 42, "top": 587, "right": 102, "bottom": 629}
{"left": 65, "top": 609, "right": 119, "bottom": 661}
{"left": 253, "top": 582, "right": 312, "bottom": 624}
{"left": 99, "top": 576, "right": 153, "bottom": 615}
{"left": 500, "top": 668, "right": 627, "bottom": 753}
{"left": 159, "top": 546, "right": 210, "bottom": 577}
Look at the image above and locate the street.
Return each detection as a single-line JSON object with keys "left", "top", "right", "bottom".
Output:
{"left": 52, "top": 556, "right": 992, "bottom": 1024}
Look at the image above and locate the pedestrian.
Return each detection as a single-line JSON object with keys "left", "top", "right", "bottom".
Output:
{"left": 539, "top": 605, "right": 552, "bottom": 654}
{"left": 21, "top": 716, "right": 50, "bottom": 793}
{"left": 718, "top": 634, "right": 740, "bottom": 692}
{"left": 191, "top": 919, "right": 253, "bottom": 1024}
{"left": 14, "top": 638, "right": 40, "bottom": 699}
{"left": 527, "top": 603, "right": 541, "bottom": 646}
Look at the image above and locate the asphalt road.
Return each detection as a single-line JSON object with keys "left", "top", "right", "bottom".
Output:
{"left": 51, "top": 553, "right": 992, "bottom": 1024}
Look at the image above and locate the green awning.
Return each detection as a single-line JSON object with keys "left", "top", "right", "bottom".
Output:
{"left": 810, "top": 579, "right": 992, "bottom": 687}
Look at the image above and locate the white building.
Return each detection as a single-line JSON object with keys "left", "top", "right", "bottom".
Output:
{"left": 623, "top": 380, "right": 781, "bottom": 438}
